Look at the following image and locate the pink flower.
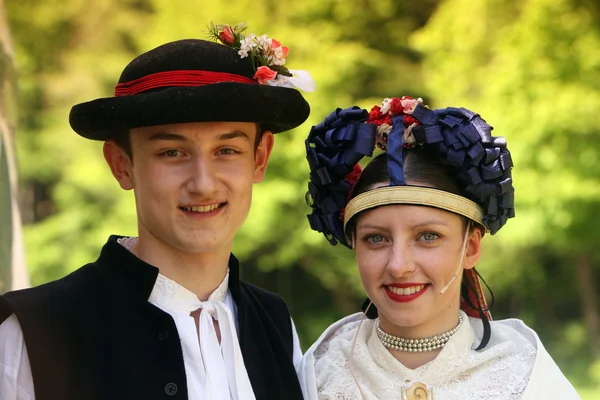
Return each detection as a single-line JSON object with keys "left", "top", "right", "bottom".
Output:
{"left": 271, "top": 39, "right": 289, "bottom": 58}
{"left": 253, "top": 66, "right": 278, "bottom": 84}
{"left": 218, "top": 25, "right": 235, "bottom": 45}
{"left": 400, "top": 96, "right": 423, "bottom": 115}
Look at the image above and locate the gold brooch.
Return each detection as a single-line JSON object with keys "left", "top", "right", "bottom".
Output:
{"left": 402, "top": 381, "right": 433, "bottom": 400}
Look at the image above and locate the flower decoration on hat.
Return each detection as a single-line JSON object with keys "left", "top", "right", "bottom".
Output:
{"left": 367, "top": 96, "right": 425, "bottom": 151}
{"left": 208, "top": 22, "right": 316, "bottom": 92}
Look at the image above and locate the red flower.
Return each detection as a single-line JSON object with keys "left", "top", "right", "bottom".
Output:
{"left": 389, "top": 98, "right": 404, "bottom": 115}
{"left": 404, "top": 115, "right": 419, "bottom": 126}
{"left": 368, "top": 105, "right": 384, "bottom": 123}
{"left": 271, "top": 39, "right": 289, "bottom": 58}
{"left": 340, "top": 163, "right": 364, "bottom": 220}
{"left": 253, "top": 66, "right": 278, "bottom": 84}
{"left": 345, "top": 163, "right": 363, "bottom": 188}
{"left": 218, "top": 25, "right": 235, "bottom": 45}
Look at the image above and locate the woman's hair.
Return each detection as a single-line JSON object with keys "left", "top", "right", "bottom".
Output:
{"left": 348, "top": 148, "right": 468, "bottom": 237}
{"left": 351, "top": 148, "right": 493, "bottom": 349}
{"left": 352, "top": 148, "right": 463, "bottom": 198}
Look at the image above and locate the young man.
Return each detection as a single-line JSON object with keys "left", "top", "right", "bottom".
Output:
{"left": 0, "top": 33, "right": 311, "bottom": 400}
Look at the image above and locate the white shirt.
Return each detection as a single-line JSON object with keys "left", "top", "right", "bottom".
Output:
{"left": 299, "top": 312, "right": 581, "bottom": 400}
{"left": 0, "top": 244, "right": 303, "bottom": 399}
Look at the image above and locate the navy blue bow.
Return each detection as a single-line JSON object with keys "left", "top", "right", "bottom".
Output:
{"left": 305, "top": 107, "right": 376, "bottom": 247}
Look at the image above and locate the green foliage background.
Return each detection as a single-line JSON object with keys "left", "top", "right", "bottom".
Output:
{"left": 6, "top": 0, "right": 600, "bottom": 396}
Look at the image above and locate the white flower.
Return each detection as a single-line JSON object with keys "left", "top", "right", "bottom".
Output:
{"left": 380, "top": 98, "right": 393, "bottom": 115}
{"left": 272, "top": 47, "right": 286, "bottom": 65}
{"left": 241, "top": 35, "right": 257, "bottom": 49}
{"left": 254, "top": 34, "right": 271, "bottom": 52}
{"left": 376, "top": 123, "right": 392, "bottom": 136}
{"left": 238, "top": 49, "right": 249, "bottom": 58}
{"left": 403, "top": 123, "right": 418, "bottom": 144}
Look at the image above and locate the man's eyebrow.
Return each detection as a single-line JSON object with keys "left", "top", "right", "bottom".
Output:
{"left": 147, "top": 130, "right": 251, "bottom": 142}
{"left": 219, "top": 130, "right": 250, "bottom": 141}
{"left": 147, "top": 132, "right": 189, "bottom": 141}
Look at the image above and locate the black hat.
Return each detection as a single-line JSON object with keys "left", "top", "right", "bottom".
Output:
{"left": 69, "top": 39, "right": 310, "bottom": 140}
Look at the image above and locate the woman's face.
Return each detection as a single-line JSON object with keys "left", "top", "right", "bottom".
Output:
{"left": 353, "top": 204, "right": 482, "bottom": 336}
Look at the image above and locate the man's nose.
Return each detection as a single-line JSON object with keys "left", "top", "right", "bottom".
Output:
{"left": 187, "top": 156, "right": 218, "bottom": 195}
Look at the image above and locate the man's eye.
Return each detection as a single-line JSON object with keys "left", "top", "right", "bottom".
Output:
{"left": 162, "top": 149, "right": 182, "bottom": 157}
{"left": 218, "top": 148, "right": 238, "bottom": 155}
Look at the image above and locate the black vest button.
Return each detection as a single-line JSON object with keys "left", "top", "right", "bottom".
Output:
{"left": 158, "top": 329, "right": 170, "bottom": 341}
{"left": 164, "top": 383, "right": 178, "bottom": 396}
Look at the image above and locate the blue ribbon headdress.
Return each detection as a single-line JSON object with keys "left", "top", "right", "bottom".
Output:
{"left": 305, "top": 96, "right": 514, "bottom": 248}
{"left": 305, "top": 96, "right": 515, "bottom": 348}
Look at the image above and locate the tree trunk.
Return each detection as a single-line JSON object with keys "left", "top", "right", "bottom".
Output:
{"left": 576, "top": 253, "right": 600, "bottom": 356}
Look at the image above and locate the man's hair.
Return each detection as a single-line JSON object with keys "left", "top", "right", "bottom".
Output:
{"left": 113, "top": 124, "right": 265, "bottom": 162}
{"left": 112, "top": 129, "right": 133, "bottom": 159}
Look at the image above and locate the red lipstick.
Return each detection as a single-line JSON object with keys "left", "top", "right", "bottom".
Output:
{"left": 384, "top": 283, "right": 429, "bottom": 303}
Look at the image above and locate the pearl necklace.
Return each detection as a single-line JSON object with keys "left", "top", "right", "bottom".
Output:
{"left": 376, "top": 315, "right": 463, "bottom": 352}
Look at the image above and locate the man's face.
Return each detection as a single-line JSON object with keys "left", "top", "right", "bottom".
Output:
{"left": 105, "top": 121, "right": 273, "bottom": 255}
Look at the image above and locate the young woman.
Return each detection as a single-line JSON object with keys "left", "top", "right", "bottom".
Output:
{"left": 301, "top": 97, "right": 580, "bottom": 399}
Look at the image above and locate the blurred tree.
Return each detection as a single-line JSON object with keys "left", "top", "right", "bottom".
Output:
{"left": 413, "top": 0, "right": 600, "bottom": 389}
{"left": 7, "top": 0, "right": 440, "bottom": 343}
{"left": 0, "top": 0, "right": 28, "bottom": 293}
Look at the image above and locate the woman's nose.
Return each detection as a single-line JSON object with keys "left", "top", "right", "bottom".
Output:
{"left": 386, "top": 245, "right": 417, "bottom": 277}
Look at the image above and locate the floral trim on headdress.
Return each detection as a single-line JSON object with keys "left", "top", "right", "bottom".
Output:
{"left": 207, "top": 22, "right": 316, "bottom": 92}
{"left": 367, "top": 96, "right": 425, "bottom": 151}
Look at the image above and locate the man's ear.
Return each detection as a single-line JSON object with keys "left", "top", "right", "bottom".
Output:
{"left": 253, "top": 130, "right": 275, "bottom": 183}
{"left": 463, "top": 226, "right": 483, "bottom": 270}
{"left": 103, "top": 141, "right": 134, "bottom": 190}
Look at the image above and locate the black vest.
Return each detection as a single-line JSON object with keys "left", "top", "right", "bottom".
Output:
{"left": 0, "top": 236, "right": 304, "bottom": 400}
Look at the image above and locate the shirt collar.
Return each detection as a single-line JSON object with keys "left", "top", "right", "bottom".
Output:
{"left": 97, "top": 235, "right": 241, "bottom": 305}
{"left": 149, "top": 271, "right": 230, "bottom": 313}
{"left": 116, "top": 236, "right": 230, "bottom": 312}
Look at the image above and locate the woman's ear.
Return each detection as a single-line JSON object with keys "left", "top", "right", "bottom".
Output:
{"left": 463, "top": 226, "right": 483, "bottom": 270}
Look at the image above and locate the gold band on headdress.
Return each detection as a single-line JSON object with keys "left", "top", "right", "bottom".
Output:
{"left": 344, "top": 186, "right": 487, "bottom": 233}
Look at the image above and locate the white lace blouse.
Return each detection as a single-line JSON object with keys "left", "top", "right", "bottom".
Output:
{"left": 300, "top": 311, "right": 581, "bottom": 400}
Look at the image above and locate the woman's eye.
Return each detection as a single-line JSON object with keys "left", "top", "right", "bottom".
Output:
{"left": 420, "top": 232, "right": 440, "bottom": 242}
{"left": 365, "top": 234, "right": 386, "bottom": 244}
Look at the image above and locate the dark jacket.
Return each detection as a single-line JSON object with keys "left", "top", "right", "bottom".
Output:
{"left": 0, "top": 236, "right": 304, "bottom": 400}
